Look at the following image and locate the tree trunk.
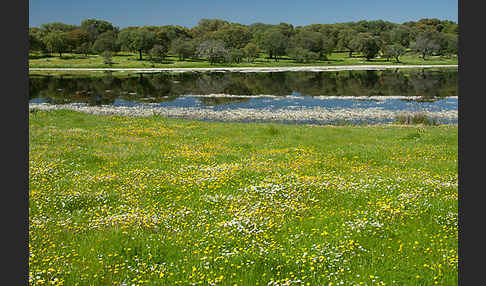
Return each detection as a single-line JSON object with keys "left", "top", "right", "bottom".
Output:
{"left": 349, "top": 50, "right": 353, "bottom": 57}
{"left": 139, "top": 49, "right": 143, "bottom": 60}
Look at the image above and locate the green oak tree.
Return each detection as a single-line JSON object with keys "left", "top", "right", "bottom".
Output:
{"left": 263, "top": 29, "right": 288, "bottom": 61}
{"left": 171, "top": 37, "right": 196, "bottom": 61}
{"left": 40, "top": 22, "right": 77, "bottom": 33}
{"left": 81, "top": 18, "right": 116, "bottom": 44}
{"left": 42, "top": 31, "right": 69, "bottom": 57}
{"left": 337, "top": 29, "right": 359, "bottom": 57}
{"left": 242, "top": 42, "right": 259, "bottom": 63}
{"left": 412, "top": 32, "right": 440, "bottom": 60}
{"left": 65, "top": 29, "right": 91, "bottom": 53}
{"left": 197, "top": 39, "right": 229, "bottom": 64}
{"left": 92, "top": 31, "right": 120, "bottom": 54}
{"left": 358, "top": 34, "right": 381, "bottom": 60}
{"left": 118, "top": 29, "right": 156, "bottom": 60}
{"left": 214, "top": 24, "right": 251, "bottom": 50}
{"left": 29, "top": 28, "right": 46, "bottom": 53}
{"left": 383, "top": 44, "right": 407, "bottom": 62}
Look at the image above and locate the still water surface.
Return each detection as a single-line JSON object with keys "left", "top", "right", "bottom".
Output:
{"left": 29, "top": 68, "right": 458, "bottom": 124}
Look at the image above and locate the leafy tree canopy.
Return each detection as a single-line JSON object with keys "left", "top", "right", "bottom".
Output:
{"left": 42, "top": 31, "right": 69, "bottom": 57}
{"left": 92, "top": 31, "right": 120, "bottom": 54}
{"left": 41, "top": 22, "right": 78, "bottom": 33}
{"left": 118, "top": 29, "right": 156, "bottom": 60}
{"left": 81, "top": 18, "right": 117, "bottom": 43}
{"left": 197, "top": 39, "right": 229, "bottom": 64}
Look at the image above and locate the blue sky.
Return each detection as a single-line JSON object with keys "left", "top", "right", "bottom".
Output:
{"left": 29, "top": 0, "right": 458, "bottom": 28}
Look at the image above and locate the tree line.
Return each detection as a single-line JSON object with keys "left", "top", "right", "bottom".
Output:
{"left": 29, "top": 18, "right": 458, "bottom": 64}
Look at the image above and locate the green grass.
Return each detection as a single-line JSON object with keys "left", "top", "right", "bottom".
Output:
{"left": 29, "top": 110, "right": 458, "bottom": 285}
{"left": 29, "top": 51, "right": 458, "bottom": 69}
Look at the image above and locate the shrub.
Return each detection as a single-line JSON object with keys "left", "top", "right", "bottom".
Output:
{"left": 395, "top": 111, "right": 438, "bottom": 125}
{"left": 149, "top": 44, "right": 168, "bottom": 64}
{"left": 289, "top": 47, "right": 319, "bottom": 63}
{"left": 102, "top": 50, "right": 114, "bottom": 65}
{"left": 76, "top": 42, "right": 91, "bottom": 57}
{"left": 229, "top": 48, "right": 245, "bottom": 64}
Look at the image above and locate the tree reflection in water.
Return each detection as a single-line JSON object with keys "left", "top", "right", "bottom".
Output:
{"left": 29, "top": 69, "right": 457, "bottom": 106}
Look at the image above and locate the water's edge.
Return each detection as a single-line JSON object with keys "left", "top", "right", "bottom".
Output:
{"left": 29, "top": 64, "right": 458, "bottom": 73}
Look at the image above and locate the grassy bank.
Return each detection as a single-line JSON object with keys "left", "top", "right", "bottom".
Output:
{"left": 29, "top": 110, "right": 457, "bottom": 285}
{"left": 29, "top": 51, "right": 458, "bottom": 69}
{"left": 27, "top": 66, "right": 458, "bottom": 79}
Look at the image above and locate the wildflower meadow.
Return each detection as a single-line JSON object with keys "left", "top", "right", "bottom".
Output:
{"left": 29, "top": 110, "right": 457, "bottom": 285}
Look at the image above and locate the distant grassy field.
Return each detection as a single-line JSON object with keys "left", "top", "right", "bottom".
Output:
{"left": 29, "top": 51, "right": 458, "bottom": 69}
{"left": 29, "top": 110, "right": 457, "bottom": 285}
